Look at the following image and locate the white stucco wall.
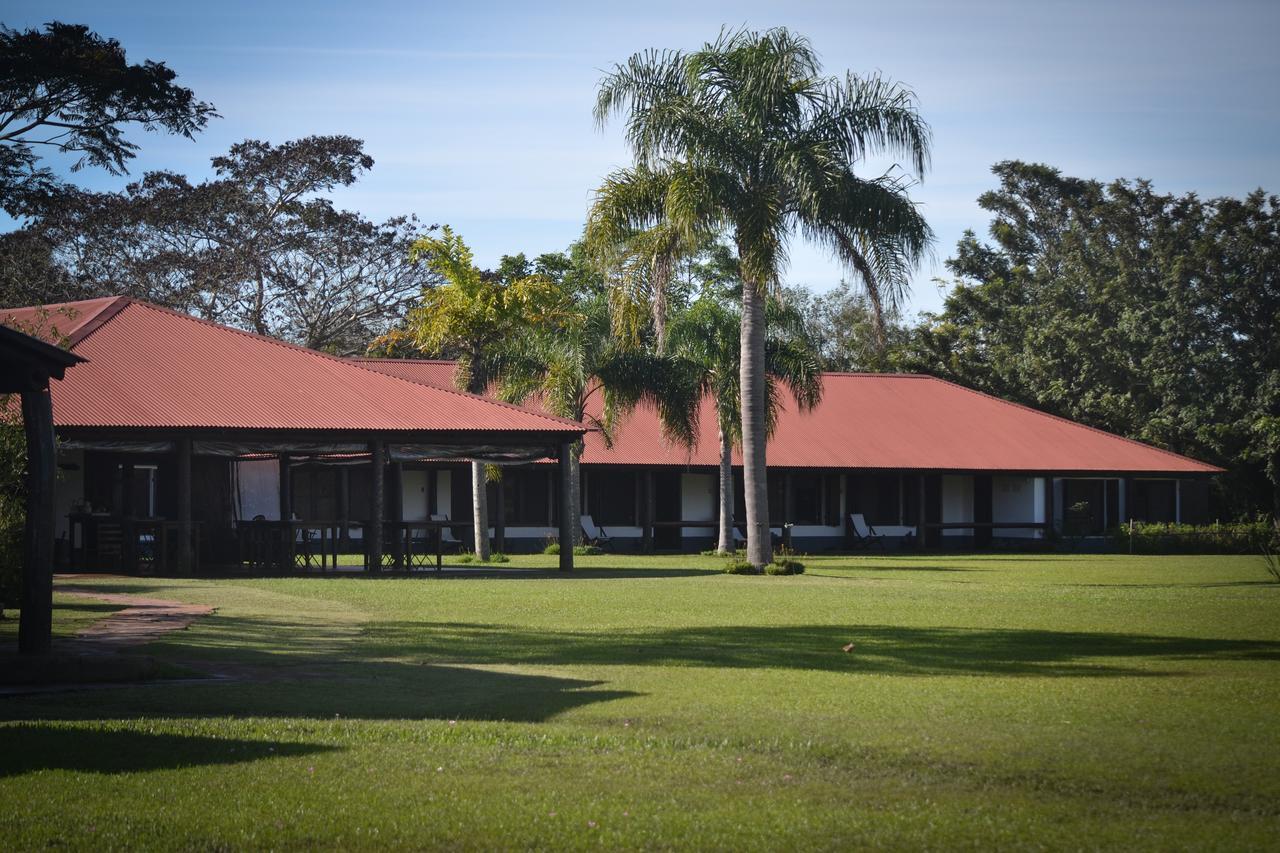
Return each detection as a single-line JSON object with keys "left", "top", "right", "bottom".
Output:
{"left": 992, "top": 475, "right": 1044, "bottom": 538}
{"left": 236, "top": 458, "right": 280, "bottom": 520}
{"left": 680, "top": 472, "right": 715, "bottom": 537}
{"left": 940, "top": 475, "right": 974, "bottom": 537}
{"left": 54, "top": 448, "right": 84, "bottom": 541}
{"left": 403, "top": 469, "right": 429, "bottom": 522}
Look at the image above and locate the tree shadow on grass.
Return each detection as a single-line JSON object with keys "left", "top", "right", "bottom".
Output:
{"left": 355, "top": 621, "right": 1280, "bottom": 678}
{"left": 0, "top": 724, "right": 337, "bottom": 777}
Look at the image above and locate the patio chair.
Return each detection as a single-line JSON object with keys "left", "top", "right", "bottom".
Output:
{"left": 849, "top": 513, "right": 887, "bottom": 552}
{"left": 580, "top": 515, "right": 611, "bottom": 548}
{"left": 430, "top": 513, "right": 462, "bottom": 547}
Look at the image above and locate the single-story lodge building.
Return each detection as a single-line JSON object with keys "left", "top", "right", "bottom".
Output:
{"left": 2, "top": 297, "right": 1220, "bottom": 572}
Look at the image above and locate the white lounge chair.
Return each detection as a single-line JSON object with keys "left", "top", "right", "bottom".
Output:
{"left": 581, "top": 515, "right": 611, "bottom": 547}
{"left": 431, "top": 513, "right": 462, "bottom": 546}
{"left": 850, "top": 513, "right": 916, "bottom": 550}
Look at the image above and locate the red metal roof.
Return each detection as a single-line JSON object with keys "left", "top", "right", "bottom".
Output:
{"left": 353, "top": 359, "right": 1220, "bottom": 475}
{"left": 0, "top": 299, "right": 584, "bottom": 435}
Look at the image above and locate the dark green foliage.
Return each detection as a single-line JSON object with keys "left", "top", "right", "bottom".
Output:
{"left": 898, "top": 161, "right": 1280, "bottom": 517}
{"left": 723, "top": 557, "right": 759, "bottom": 575}
{"left": 1113, "top": 519, "right": 1278, "bottom": 556}
{"left": 0, "top": 21, "right": 216, "bottom": 215}
{"left": 765, "top": 557, "right": 806, "bottom": 575}
{"left": 488, "top": 553, "right": 511, "bottom": 563}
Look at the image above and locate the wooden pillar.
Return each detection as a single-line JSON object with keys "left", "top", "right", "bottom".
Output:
{"left": 1043, "top": 476, "right": 1056, "bottom": 538}
{"left": 177, "top": 436, "right": 193, "bottom": 576}
{"left": 369, "top": 440, "right": 384, "bottom": 571}
{"left": 337, "top": 467, "right": 350, "bottom": 549}
{"left": 558, "top": 441, "right": 574, "bottom": 571}
{"left": 279, "top": 453, "right": 292, "bottom": 521}
{"left": 1175, "top": 480, "right": 1182, "bottom": 524}
{"left": 390, "top": 461, "right": 404, "bottom": 570}
{"left": 917, "top": 474, "right": 927, "bottom": 551}
{"left": 18, "top": 390, "right": 55, "bottom": 655}
{"left": 642, "top": 469, "right": 655, "bottom": 554}
{"left": 782, "top": 471, "right": 794, "bottom": 549}
{"left": 974, "top": 474, "right": 993, "bottom": 549}
{"left": 495, "top": 474, "right": 506, "bottom": 553}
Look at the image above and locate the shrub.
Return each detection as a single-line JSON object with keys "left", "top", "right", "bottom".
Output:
{"left": 542, "top": 543, "right": 560, "bottom": 555}
{"left": 454, "top": 553, "right": 475, "bottom": 564}
{"left": 1113, "top": 518, "right": 1277, "bottom": 555}
{"left": 488, "top": 552, "right": 510, "bottom": 563}
{"left": 723, "top": 558, "right": 759, "bottom": 575}
{"left": 574, "top": 544, "right": 602, "bottom": 556}
{"left": 765, "top": 557, "right": 805, "bottom": 575}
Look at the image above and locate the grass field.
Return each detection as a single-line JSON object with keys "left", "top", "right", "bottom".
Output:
{"left": 2, "top": 553, "right": 1278, "bottom": 850}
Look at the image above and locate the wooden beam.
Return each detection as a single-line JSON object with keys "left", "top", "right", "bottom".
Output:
{"left": 558, "top": 441, "right": 573, "bottom": 572}
{"left": 917, "top": 474, "right": 927, "bottom": 551}
{"left": 337, "top": 467, "right": 350, "bottom": 549}
{"left": 18, "top": 389, "right": 55, "bottom": 655}
{"left": 279, "top": 453, "right": 292, "bottom": 521}
{"left": 176, "top": 436, "right": 193, "bottom": 576}
{"left": 642, "top": 469, "right": 654, "bottom": 554}
{"left": 369, "top": 440, "right": 384, "bottom": 571}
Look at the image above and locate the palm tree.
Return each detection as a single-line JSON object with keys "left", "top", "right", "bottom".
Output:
{"left": 591, "top": 27, "right": 932, "bottom": 566}
{"left": 666, "top": 293, "right": 822, "bottom": 553}
{"left": 401, "top": 227, "right": 567, "bottom": 559}
{"left": 491, "top": 291, "right": 697, "bottom": 547}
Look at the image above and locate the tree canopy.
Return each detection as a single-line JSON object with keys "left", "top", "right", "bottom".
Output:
{"left": 900, "top": 161, "right": 1279, "bottom": 515}
{"left": 0, "top": 21, "right": 216, "bottom": 215}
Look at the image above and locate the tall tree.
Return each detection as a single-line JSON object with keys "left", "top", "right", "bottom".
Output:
{"left": 10, "top": 136, "right": 432, "bottom": 353}
{"left": 666, "top": 294, "right": 822, "bottom": 553}
{"left": 398, "top": 227, "right": 569, "bottom": 558}
{"left": 0, "top": 21, "right": 215, "bottom": 215}
{"left": 900, "top": 161, "right": 1280, "bottom": 516}
{"left": 782, "top": 281, "right": 908, "bottom": 372}
{"left": 591, "top": 28, "right": 932, "bottom": 565}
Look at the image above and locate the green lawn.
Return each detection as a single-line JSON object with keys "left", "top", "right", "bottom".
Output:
{"left": 2, "top": 553, "right": 1278, "bottom": 850}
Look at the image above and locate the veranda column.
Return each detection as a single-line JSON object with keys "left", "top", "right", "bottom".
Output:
{"left": 917, "top": 474, "right": 927, "bottom": 551}
{"left": 338, "top": 467, "right": 350, "bottom": 549}
{"left": 390, "top": 461, "right": 404, "bottom": 570}
{"left": 177, "top": 436, "right": 193, "bottom": 576}
{"left": 642, "top": 469, "right": 655, "bottom": 554}
{"left": 494, "top": 475, "right": 506, "bottom": 554}
{"left": 369, "top": 440, "right": 385, "bottom": 571}
{"left": 279, "top": 453, "right": 292, "bottom": 521}
{"left": 18, "top": 389, "right": 55, "bottom": 655}
{"left": 558, "top": 441, "right": 574, "bottom": 571}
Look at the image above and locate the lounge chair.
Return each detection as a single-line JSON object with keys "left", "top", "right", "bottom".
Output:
{"left": 849, "top": 513, "right": 887, "bottom": 551}
{"left": 581, "top": 515, "right": 611, "bottom": 548}
{"left": 430, "top": 513, "right": 462, "bottom": 547}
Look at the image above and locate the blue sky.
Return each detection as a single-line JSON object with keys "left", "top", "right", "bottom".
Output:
{"left": 7, "top": 0, "right": 1278, "bottom": 316}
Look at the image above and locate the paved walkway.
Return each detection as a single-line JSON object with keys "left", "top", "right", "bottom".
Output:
{"left": 58, "top": 586, "right": 216, "bottom": 648}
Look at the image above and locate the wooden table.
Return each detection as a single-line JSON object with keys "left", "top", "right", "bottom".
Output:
{"left": 69, "top": 513, "right": 202, "bottom": 574}
{"left": 369, "top": 520, "right": 474, "bottom": 572}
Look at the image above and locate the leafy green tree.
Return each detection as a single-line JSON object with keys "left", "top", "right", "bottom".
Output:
{"left": 666, "top": 294, "right": 822, "bottom": 552}
{"left": 783, "top": 281, "right": 909, "bottom": 371}
{"left": 591, "top": 28, "right": 932, "bottom": 565}
{"left": 900, "top": 161, "right": 1280, "bottom": 516}
{"left": 0, "top": 21, "right": 216, "bottom": 215}
{"left": 398, "top": 227, "right": 570, "bottom": 558}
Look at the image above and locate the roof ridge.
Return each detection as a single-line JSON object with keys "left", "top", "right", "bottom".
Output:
{"left": 915, "top": 373, "right": 1222, "bottom": 472}
{"left": 119, "top": 300, "right": 587, "bottom": 432}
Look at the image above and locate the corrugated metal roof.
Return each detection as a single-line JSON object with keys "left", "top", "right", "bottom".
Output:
{"left": 355, "top": 359, "right": 1220, "bottom": 474}
{"left": 0, "top": 299, "right": 585, "bottom": 435}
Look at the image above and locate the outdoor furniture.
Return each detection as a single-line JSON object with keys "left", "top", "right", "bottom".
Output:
{"left": 431, "top": 513, "right": 462, "bottom": 546}
{"left": 581, "top": 515, "right": 611, "bottom": 548}
{"left": 849, "top": 513, "right": 899, "bottom": 551}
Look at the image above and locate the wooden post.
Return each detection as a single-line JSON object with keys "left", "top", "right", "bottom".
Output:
{"left": 782, "top": 471, "right": 794, "bottom": 549}
{"left": 642, "top": 469, "right": 655, "bottom": 554}
{"left": 338, "top": 467, "right": 350, "bottom": 549}
{"left": 390, "top": 461, "right": 404, "bottom": 570}
{"left": 495, "top": 474, "right": 506, "bottom": 554}
{"left": 369, "top": 440, "right": 384, "bottom": 571}
{"left": 279, "top": 453, "right": 292, "bottom": 521}
{"left": 917, "top": 474, "right": 927, "bottom": 551}
{"left": 558, "top": 441, "right": 574, "bottom": 571}
{"left": 174, "top": 436, "right": 193, "bottom": 575}
{"left": 1043, "top": 476, "right": 1056, "bottom": 539}
{"left": 18, "top": 390, "right": 55, "bottom": 655}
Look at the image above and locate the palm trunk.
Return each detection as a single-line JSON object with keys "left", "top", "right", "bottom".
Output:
{"left": 717, "top": 426, "right": 734, "bottom": 554}
{"left": 739, "top": 274, "right": 772, "bottom": 568}
{"left": 652, "top": 255, "right": 671, "bottom": 352}
{"left": 471, "top": 460, "right": 490, "bottom": 560}
{"left": 570, "top": 440, "right": 583, "bottom": 546}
